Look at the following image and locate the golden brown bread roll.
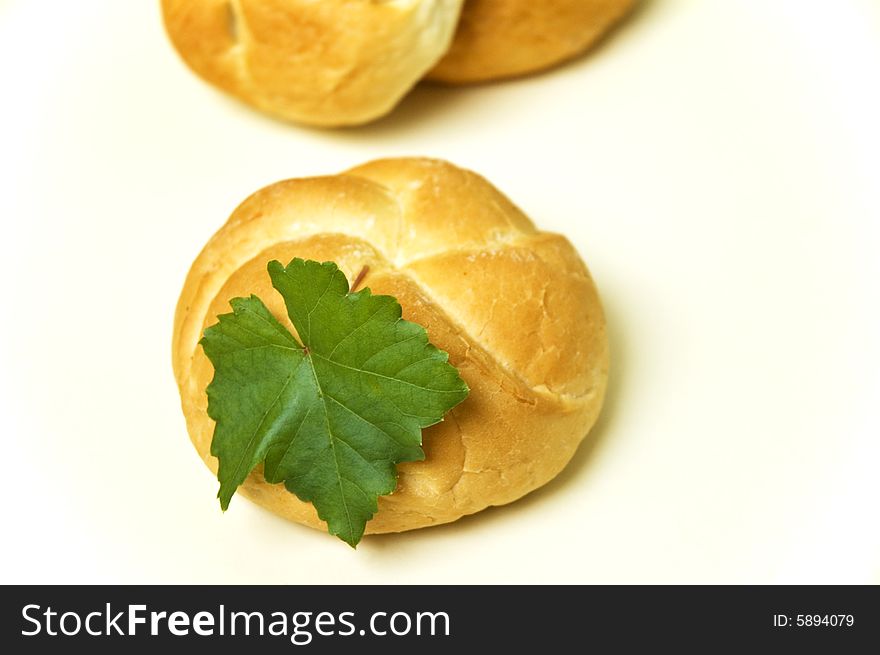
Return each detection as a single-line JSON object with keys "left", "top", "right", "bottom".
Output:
{"left": 173, "top": 158, "right": 609, "bottom": 534}
{"left": 428, "top": 0, "right": 637, "bottom": 83}
{"left": 160, "top": 0, "right": 464, "bottom": 126}
{"left": 161, "top": 1, "right": 635, "bottom": 125}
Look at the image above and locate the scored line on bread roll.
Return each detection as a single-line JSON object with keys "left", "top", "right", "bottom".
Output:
{"left": 173, "top": 158, "right": 609, "bottom": 534}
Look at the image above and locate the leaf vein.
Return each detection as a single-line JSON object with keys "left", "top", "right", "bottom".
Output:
{"left": 265, "top": 404, "right": 313, "bottom": 481}
{"left": 357, "top": 331, "right": 422, "bottom": 370}
{"left": 303, "top": 271, "right": 336, "bottom": 344}
{"left": 237, "top": 302, "right": 298, "bottom": 344}
{"left": 313, "top": 353, "right": 463, "bottom": 394}
{"left": 225, "top": 356, "right": 306, "bottom": 492}
{"left": 324, "top": 392, "right": 408, "bottom": 449}
{"left": 325, "top": 302, "right": 390, "bottom": 361}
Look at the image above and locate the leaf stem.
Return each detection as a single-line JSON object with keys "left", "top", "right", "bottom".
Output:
{"left": 351, "top": 265, "right": 370, "bottom": 292}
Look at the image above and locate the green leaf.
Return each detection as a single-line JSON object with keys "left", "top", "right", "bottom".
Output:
{"left": 199, "top": 259, "right": 469, "bottom": 546}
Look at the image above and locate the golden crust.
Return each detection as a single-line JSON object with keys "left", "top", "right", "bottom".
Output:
{"left": 161, "top": 0, "right": 464, "bottom": 126}
{"left": 428, "top": 0, "right": 637, "bottom": 83}
{"left": 172, "top": 158, "right": 609, "bottom": 534}
{"left": 161, "top": 1, "right": 635, "bottom": 122}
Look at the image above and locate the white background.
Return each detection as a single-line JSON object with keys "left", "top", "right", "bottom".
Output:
{"left": 1, "top": 0, "right": 878, "bottom": 583}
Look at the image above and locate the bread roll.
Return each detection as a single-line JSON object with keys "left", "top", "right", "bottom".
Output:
{"left": 161, "top": 0, "right": 464, "bottom": 126}
{"left": 428, "top": 0, "right": 636, "bottom": 83}
{"left": 173, "top": 158, "right": 609, "bottom": 534}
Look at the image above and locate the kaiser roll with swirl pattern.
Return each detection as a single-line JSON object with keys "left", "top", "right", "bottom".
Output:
{"left": 172, "top": 158, "right": 609, "bottom": 534}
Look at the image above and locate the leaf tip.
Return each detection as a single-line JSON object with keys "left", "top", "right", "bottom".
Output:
{"left": 217, "top": 488, "right": 233, "bottom": 512}
{"left": 340, "top": 533, "right": 362, "bottom": 549}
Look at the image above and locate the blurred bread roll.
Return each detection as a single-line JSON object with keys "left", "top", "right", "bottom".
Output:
{"left": 428, "top": 0, "right": 637, "bottom": 83}
{"left": 161, "top": 0, "right": 464, "bottom": 126}
{"left": 161, "top": 1, "right": 636, "bottom": 125}
{"left": 173, "top": 158, "right": 609, "bottom": 534}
